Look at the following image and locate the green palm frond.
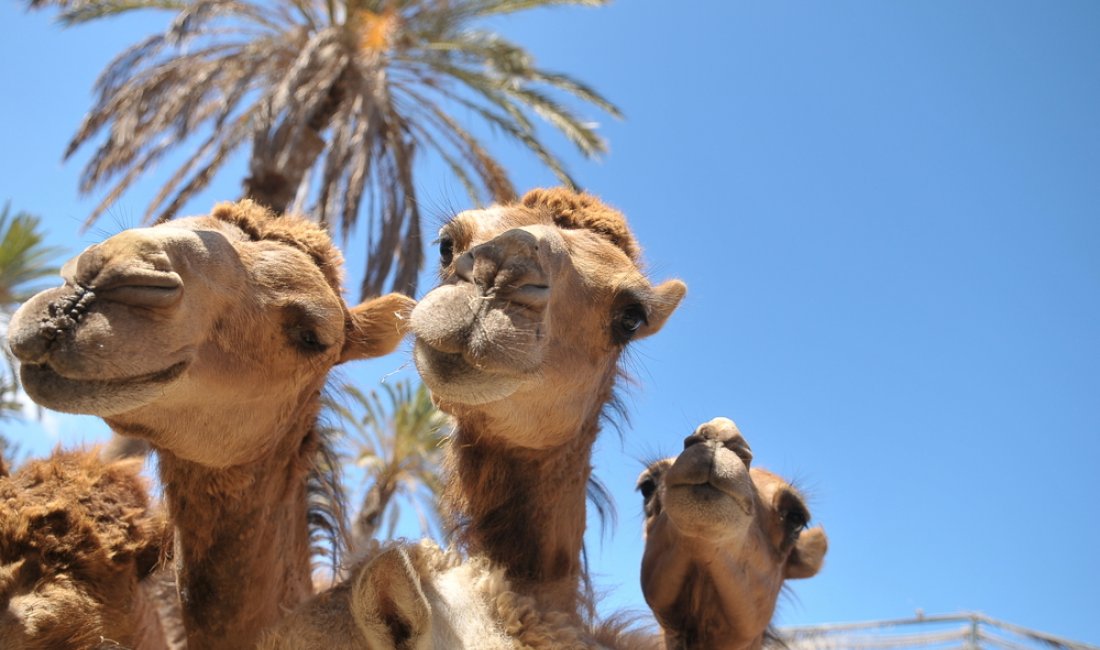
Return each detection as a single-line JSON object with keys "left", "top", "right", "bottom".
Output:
{"left": 0, "top": 203, "right": 62, "bottom": 422}
{"left": 324, "top": 378, "right": 451, "bottom": 547}
{"left": 30, "top": 0, "right": 618, "bottom": 297}
{"left": 0, "top": 204, "right": 62, "bottom": 309}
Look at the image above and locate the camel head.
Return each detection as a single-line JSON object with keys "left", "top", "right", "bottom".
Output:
{"left": 637, "top": 418, "right": 828, "bottom": 650}
{"left": 410, "top": 187, "right": 686, "bottom": 447}
{"left": 0, "top": 450, "right": 164, "bottom": 650}
{"left": 7, "top": 200, "right": 414, "bottom": 467}
{"left": 259, "top": 542, "right": 514, "bottom": 650}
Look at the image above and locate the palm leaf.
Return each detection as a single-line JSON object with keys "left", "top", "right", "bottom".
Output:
{"left": 29, "top": 0, "right": 621, "bottom": 296}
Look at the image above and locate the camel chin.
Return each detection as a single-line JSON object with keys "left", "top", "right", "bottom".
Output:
{"left": 19, "top": 360, "right": 189, "bottom": 416}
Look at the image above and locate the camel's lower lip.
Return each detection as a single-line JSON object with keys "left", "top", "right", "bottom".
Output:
{"left": 413, "top": 341, "right": 523, "bottom": 406}
{"left": 414, "top": 342, "right": 481, "bottom": 382}
{"left": 20, "top": 360, "right": 190, "bottom": 401}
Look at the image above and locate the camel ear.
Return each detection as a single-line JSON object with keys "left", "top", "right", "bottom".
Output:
{"left": 635, "top": 279, "right": 687, "bottom": 341}
{"left": 785, "top": 526, "right": 828, "bottom": 579}
{"left": 341, "top": 293, "right": 417, "bottom": 363}
{"left": 351, "top": 547, "right": 431, "bottom": 649}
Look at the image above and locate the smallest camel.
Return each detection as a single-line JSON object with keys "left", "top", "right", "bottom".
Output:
{"left": 0, "top": 448, "right": 169, "bottom": 649}
{"left": 636, "top": 418, "right": 828, "bottom": 650}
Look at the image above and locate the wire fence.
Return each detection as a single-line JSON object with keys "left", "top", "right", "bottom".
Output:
{"left": 779, "top": 612, "right": 1098, "bottom": 650}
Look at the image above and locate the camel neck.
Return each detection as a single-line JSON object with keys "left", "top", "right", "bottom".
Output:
{"left": 446, "top": 411, "right": 601, "bottom": 615}
{"left": 646, "top": 526, "right": 770, "bottom": 650}
{"left": 157, "top": 434, "right": 314, "bottom": 650}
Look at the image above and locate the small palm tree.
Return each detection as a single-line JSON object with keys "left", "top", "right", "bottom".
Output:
{"left": 326, "top": 378, "right": 450, "bottom": 551}
{"left": 0, "top": 204, "right": 62, "bottom": 421}
{"left": 0, "top": 204, "right": 63, "bottom": 310}
{"left": 30, "top": 0, "right": 619, "bottom": 296}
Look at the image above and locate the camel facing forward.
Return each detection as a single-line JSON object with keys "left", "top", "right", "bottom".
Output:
{"left": 636, "top": 418, "right": 828, "bottom": 650}
{"left": 410, "top": 188, "right": 686, "bottom": 618}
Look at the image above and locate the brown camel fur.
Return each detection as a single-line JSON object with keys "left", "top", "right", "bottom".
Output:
{"left": 7, "top": 200, "right": 414, "bottom": 649}
{"left": 259, "top": 539, "right": 661, "bottom": 649}
{"left": 409, "top": 187, "right": 686, "bottom": 617}
{"left": 0, "top": 448, "right": 169, "bottom": 649}
{"left": 636, "top": 418, "right": 828, "bottom": 650}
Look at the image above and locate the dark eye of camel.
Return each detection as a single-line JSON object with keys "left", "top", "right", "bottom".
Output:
{"left": 780, "top": 499, "right": 810, "bottom": 533}
{"left": 298, "top": 329, "right": 323, "bottom": 351}
{"left": 614, "top": 303, "right": 648, "bottom": 344}
{"left": 439, "top": 235, "right": 454, "bottom": 267}
{"left": 638, "top": 476, "right": 657, "bottom": 501}
{"left": 284, "top": 305, "right": 330, "bottom": 354}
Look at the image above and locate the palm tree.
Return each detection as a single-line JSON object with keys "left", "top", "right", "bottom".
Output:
{"left": 0, "top": 204, "right": 63, "bottom": 418}
{"left": 29, "top": 0, "right": 620, "bottom": 296}
{"left": 0, "top": 204, "right": 62, "bottom": 310}
{"left": 325, "top": 378, "right": 450, "bottom": 551}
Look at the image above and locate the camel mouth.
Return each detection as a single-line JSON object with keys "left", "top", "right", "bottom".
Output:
{"left": 410, "top": 283, "right": 547, "bottom": 362}
{"left": 412, "top": 341, "right": 525, "bottom": 406}
{"left": 666, "top": 480, "right": 753, "bottom": 517}
{"left": 19, "top": 361, "right": 190, "bottom": 414}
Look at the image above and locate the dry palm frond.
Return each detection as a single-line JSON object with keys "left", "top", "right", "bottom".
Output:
{"left": 31, "top": 0, "right": 619, "bottom": 296}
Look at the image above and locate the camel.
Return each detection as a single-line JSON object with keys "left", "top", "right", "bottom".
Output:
{"left": 636, "top": 418, "right": 829, "bottom": 650}
{"left": 6, "top": 200, "right": 414, "bottom": 649}
{"left": 259, "top": 539, "right": 660, "bottom": 650}
{"left": 0, "top": 448, "right": 169, "bottom": 649}
{"left": 408, "top": 187, "right": 687, "bottom": 617}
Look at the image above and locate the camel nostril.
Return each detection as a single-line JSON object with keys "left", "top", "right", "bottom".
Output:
{"left": 506, "top": 284, "right": 550, "bottom": 310}
{"left": 726, "top": 438, "right": 753, "bottom": 468}
{"left": 683, "top": 431, "right": 710, "bottom": 450}
{"left": 454, "top": 251, "right": 476, "bottom": 285}
{"left": 685, "top": 421, "right": 725, "bottom": 447}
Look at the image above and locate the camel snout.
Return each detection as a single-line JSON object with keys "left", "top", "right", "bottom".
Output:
{"left": 454, "top": 229, "right": 549, "bottom": 304}
{"left": 684, "top": 417, "right": 753, "bottom": 468}
{"left": 7, "top": 287, "right": 75, "bottom": 364}
{"left": 55, "top": 229, "right": 193, "bottom": 312}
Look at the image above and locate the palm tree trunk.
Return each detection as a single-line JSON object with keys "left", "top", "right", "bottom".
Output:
{"left": 243, "top": 67, "right": 352, "bottom": 213}
{"left": 350, "top": 475, "right": 398, "bottom": 554}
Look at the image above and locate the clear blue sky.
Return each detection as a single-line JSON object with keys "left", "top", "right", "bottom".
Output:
{"left": 2, "top": 1, "right": 1098, "bottom": 642}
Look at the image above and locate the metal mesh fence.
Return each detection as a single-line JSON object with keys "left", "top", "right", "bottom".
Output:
{"left": 779, "top": 612, "right": 1097, "bottom": 650}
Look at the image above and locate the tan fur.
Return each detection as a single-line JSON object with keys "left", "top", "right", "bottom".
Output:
{"left": 261, "top": 540, "right": 656, "bottom": 649}
{"left": 0, "top": 448, "right": 168, "bottom": 649}
{"left": 7, "top": 200, "right": 415, "bottom": 649}
{"left": 520, "top": 188, "right": 641, "bottom": 262}
{"left": 637, "top": 419, "right": 828, "bottom": 650}
{"left": 410, "top": 188, "right": 686, "bottom": 618}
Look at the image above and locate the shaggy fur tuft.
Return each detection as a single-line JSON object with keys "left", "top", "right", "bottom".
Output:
{"left": 0, "top": 449, "right": 163, "bottom": 582}
{"left": 521, "top": 188, "right": 640, "bottom": 262}
{"left": 210, "top": 199, "right": 346, "bottom": 292}
{"left": 0, "top": 448, "right": 168, "bottom": 650}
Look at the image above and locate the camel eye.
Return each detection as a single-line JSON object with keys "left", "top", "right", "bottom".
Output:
{"left": 285, "top": 309, "right": 329, "bottom": 354}
{"left": 439, "top": 236, "right": 454, "bottom": 267}
{"left": 297, "top": 328, "right": 326, "bottom": 353}
{"left": 614, "top": 304, "right": 647, "bottom": 343}
{"left": 782, "top": 504, "right": 809, "bottom": 532}
{"left": 638, "top": 477, "right": 657, "bottom": 501}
